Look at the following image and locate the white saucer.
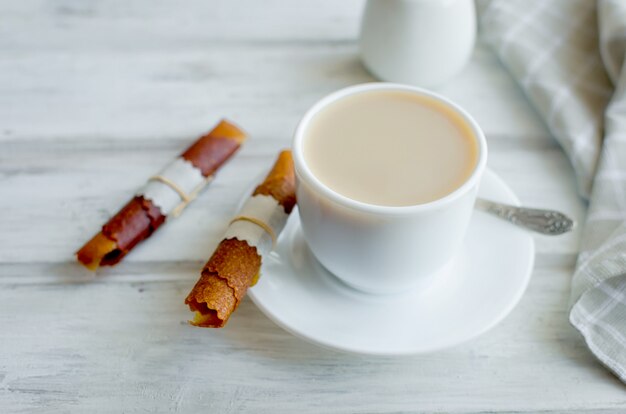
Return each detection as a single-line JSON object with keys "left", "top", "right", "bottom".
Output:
{"left": 248, "top": 169, "right": 534, "bottom": 355}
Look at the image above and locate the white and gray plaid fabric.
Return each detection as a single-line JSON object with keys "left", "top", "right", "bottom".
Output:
{"left": 480, "top": 0, "right": 626, "bottom": 383}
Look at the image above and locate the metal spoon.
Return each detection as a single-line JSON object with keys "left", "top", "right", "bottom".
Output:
{"left": 475, "top": 198, "right": 576, "bottom": 235}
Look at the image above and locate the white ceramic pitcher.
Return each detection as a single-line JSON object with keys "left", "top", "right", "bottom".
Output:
{"left": 359, "top": 0, "right": 476, "bottom": 88}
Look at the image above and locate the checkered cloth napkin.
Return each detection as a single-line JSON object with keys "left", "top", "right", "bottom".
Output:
{"left": 479, "top": 0, "right": 626, "bottom": 383}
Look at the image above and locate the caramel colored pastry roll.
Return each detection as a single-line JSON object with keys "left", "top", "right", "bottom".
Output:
{"left": 186, "top": 150, "right": 296, "bottom": 327}
{"left": 76, "top": 119, "right": 247, "bottom": 271}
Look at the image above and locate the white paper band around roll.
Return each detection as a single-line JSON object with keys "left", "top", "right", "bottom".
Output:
{"left": 137, "top": 157, "right": 209, "bottom": 216}
{"left": 224, "top": 195, "right": 289, "bottom": 257}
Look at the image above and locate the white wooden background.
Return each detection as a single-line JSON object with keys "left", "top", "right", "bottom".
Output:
{"left": 1, "top": 1, "right": 625, "bottom": 412}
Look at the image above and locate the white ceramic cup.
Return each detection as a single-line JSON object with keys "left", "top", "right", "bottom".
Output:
{"left": 359, "top": 0, "right": 476, "bottom": 88}
{"left": 293, "top": 83, "right": 487, "bottom": 294}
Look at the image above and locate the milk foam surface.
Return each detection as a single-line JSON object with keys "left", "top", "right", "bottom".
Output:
{"left": 303, "top": 90, "right": 478, "bottom": 206}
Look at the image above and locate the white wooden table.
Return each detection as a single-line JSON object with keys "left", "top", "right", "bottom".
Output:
{"left": 1, "top": 1, "right": 625, "bottom": 412}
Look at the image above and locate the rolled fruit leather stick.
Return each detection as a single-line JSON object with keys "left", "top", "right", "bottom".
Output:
{"left": 76, "top": 119, "right": 247, "bottom": 271}
{"left": 185, "top": 150, "right": 296, "bottom": 328}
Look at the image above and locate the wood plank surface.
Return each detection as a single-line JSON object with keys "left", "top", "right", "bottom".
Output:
{"left": 1, "top": 1, "right": 623, "bottom": 412}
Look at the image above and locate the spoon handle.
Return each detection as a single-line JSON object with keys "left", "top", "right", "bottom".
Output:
{"left": 475, "top": 198, "right": 576, "bottom": 235}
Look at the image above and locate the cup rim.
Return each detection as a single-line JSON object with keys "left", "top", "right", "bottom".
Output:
{"left": 292, "top": 82, "right": 488, "bottom": 215}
